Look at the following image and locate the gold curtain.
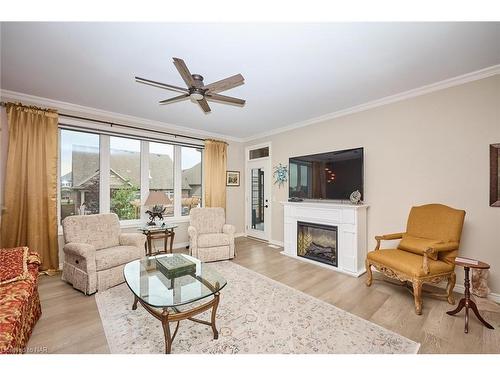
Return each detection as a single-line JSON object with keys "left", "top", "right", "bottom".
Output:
{"left": 203, "top": 139, "right": 227, "bottom": 209}
{"left": 0, "top": 103, "right": 59, "bottom": 271}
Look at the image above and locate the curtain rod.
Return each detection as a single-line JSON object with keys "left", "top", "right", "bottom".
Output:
{"left": 0, "top": 101, "right": 216, "bottom": 143}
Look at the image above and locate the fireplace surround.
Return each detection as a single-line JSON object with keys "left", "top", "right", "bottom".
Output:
{"left": 282, "top": 201, "right": 368, "bottom": 277}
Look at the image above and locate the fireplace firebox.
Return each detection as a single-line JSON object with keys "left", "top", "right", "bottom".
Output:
{"left": 297, "top": 221, "right": 338, "bottom": 267}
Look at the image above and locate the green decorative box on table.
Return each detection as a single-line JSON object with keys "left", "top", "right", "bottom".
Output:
{"left": 155, "top": 254, "right": 196, "bottom": 279}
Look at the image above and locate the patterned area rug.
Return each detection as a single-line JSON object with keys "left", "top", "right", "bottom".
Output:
{"left": 95, "top": 261, "right": 420, "bottom": 354}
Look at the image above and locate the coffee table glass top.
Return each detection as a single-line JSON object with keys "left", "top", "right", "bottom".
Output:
{"left": 123, "top": 254, "right": 226, "bottom": 308}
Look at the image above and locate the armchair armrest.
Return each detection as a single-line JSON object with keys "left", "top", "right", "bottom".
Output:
{"left": 422, "top": 241, "right": 460, "bottom": 274}
{"left": 222, "top": 224, "right": 235, "bottom": 235}
{"left": 188, "top": 226, "right": 198, "bottom": 239}
{"left": 119, "top": 233, "right": 146, "bottom": 248}
{"left": 63, "top": 242, "right": 96, "bottom": 258}
{"left": 188, "top": 226, "right": 198, "bottom": 258}
{"left": 374, "top": 232, "right": 405, "bottom": 250}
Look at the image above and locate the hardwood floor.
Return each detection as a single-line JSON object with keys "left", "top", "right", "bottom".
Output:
{"left": 28, "top": 237, "right": 500, "bottom": 354}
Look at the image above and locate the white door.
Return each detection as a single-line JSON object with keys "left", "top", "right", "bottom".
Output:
{"left": 246, "top": 159, "right": 271, "bottom": 241}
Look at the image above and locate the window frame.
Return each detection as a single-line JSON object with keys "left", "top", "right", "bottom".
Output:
{"left": 57, "top": 127, "right": 204, "bottom": 234}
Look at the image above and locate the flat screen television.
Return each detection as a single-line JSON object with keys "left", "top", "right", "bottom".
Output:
{"left": 289, "top": 147, "right": 363, "bottom": 201}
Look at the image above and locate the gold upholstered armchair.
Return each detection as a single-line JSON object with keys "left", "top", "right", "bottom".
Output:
{"left": 365, "top": 204, "right": 466, "bottom": 315}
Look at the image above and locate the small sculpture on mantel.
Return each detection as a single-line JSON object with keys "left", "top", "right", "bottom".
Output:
{"left": 349, "top": 190, "right": 362, "bottom": 205}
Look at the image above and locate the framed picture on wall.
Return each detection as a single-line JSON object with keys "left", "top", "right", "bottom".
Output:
{"left": 226, "top": 171, "right": 240, "bottom": 186}
{"left": 490, "top": 143, "right": 500, "bottom": 207}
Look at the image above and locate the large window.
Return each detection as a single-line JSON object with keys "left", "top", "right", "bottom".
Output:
{"left": 110, "top": 137, "right": 141, "bottom": 220}
{"left": 181, "top": 146, "right": 202, "bottom": 216}
{"left": 59, "top": 129, "right": 203, "bottom": 224}
{"left": 60, "top": 130, "right": 100, "bottom": 222}
{"left": 149, "top": 142, "right": 175, "bottom": 217}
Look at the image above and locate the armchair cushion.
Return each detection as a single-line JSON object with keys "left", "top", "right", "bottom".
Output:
{"left": 197, "top": 233, "right": 230, "bottom": 248}
{"left": 367, "top": 249, "right": 454, "bottom": 277}
{"left": 189, "top": 207, "right": 226, "bottom": 234}
{"left": 62, "top": 213, "right": 121, "bottom": 250}
{"left": 95, "top": 245, "right": 143, "bottom": 271}
{"left": 398, "top": 235, "right": 443, "bottom": 260}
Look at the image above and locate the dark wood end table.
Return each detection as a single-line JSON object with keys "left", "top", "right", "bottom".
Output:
{"left": 446, "top": 257, "right": 494, "bottom": 333}
{"left": 139, "top": 224, "right": 178, "bottom": 256}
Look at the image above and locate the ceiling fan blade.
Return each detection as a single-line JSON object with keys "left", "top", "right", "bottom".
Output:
{"left": 206, "top": 93, "right": 245, "bottom": 106}
{"left": 135, "top": 76, "right": 188, "bottom": 94}
{"left": 202, "top": 74, "right": 244, "bottom": 94}
{"left": 173, "top": 57, "right": 196, "bottom": 87}
{"left": 159, "top": 94, "right": 190, "bottom": 105}
{"left": 197, "top": 98, "right": 211, "bottom": 113}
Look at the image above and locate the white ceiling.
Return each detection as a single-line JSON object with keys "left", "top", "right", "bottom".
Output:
{"left": 1, "top": 22, "right": 499, "bottom": 139}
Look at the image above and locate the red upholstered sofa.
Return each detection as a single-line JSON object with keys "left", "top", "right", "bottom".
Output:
{"left": 0, "top": 248, "right": 42, "bottom": 354}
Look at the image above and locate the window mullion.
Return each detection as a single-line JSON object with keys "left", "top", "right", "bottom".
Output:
{"left": 174, "top": 145, "right": 182, "bottom": 217}
{"left": 100, "top": 135, "right": 110, "bottom": 213}
{"left": 140, "top": 141, "right": 149, "bottom": 222}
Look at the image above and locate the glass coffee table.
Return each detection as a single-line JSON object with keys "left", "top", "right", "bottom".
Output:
{"left": 123, "top": 254, "right": 226, "bottom": 354}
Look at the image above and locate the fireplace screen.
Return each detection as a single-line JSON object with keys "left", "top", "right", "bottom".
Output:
{"left": 297, "top": 221, "right": 338, "bottom": 266}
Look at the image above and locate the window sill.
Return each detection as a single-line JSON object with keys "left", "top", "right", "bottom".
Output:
{"left": 58, "top": 215, "right": 191, "bottom": 236}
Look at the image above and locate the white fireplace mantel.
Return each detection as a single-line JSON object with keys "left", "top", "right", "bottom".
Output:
{"left": 281, "top": 201, "right": 368, "bottom": 277}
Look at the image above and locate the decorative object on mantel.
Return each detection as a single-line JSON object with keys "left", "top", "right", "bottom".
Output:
{"left": 273, "top": 163, "right": 288, "bottom": 187}
{"left": 226, "top": 171, "right": 240, "bottom": 186}
{"left": 349, "top": 190, "right": 362, "bottom": 204}
{"left": 144, "top": 191, "right": 170, "bottom": 226}
{"left": 471, "top": 268, "right": 490, "bottom": 298}
{"left": 489, "top": 143, "right": 500, "bottom": 207}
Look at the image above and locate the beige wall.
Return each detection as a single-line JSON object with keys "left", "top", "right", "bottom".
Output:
{"left": 246, "top": 75, "right": 500, "bottom": 294}
{"left": 226, "top": 140, "right": 245, "bottom": 233}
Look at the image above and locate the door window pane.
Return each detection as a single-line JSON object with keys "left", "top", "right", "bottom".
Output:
{"left": 251, "top": 168, "right": 265, "bottom": 231}
{"left": 60, "top": 130, "right": 100, "bottom": 222}
{"left": 149, "top": 142, "right": 174, "bottom": 217}
{"left": 181, "top": 147, "right": 202, "bottom": 216}
{"left": 110, "top": 137, "right": 141, "bottom": 220}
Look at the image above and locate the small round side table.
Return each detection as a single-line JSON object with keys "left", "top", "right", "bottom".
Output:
{"left": 446, "top": 258, "right": 494, "bottom": 333}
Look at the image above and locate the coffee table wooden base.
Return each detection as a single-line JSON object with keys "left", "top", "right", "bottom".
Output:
{"left": 132, "top": 292, "right": 220, "bottom": 354}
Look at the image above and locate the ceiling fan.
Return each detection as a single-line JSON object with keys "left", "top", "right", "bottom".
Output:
{"left": 135, "top": 57, "right": 245, "bottom": 113}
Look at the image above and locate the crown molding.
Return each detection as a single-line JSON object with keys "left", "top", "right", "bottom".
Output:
{"left": 0, "top": 89, "right": 244, "bottom": 143}
{"left": 2, "top": 64, "right": 499, "bottom": 144}
{"left": 242, "top": 64, "right": 500, "bottom": 143}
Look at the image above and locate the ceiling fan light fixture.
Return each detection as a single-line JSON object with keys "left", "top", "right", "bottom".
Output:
{"left": 190, "top": 92, "right": 204, "bottom": 101}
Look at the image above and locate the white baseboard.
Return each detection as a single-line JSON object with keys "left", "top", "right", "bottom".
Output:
{"left": 235, "top": 232, "right": 245, "bottom": 238}
{"left": 269, "top": 239, "right": 284, "bottom": 247}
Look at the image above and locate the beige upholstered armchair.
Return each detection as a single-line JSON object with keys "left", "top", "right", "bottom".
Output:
{"left": 62, "top": 213, "right": 146, "bottom": 295}
{"left": 188, "top": 207, "right": 235, "bottom": 262}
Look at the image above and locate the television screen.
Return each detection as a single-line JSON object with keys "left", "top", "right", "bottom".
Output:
{"left": 289, "top": 147, "right": 363, "bottom": 200}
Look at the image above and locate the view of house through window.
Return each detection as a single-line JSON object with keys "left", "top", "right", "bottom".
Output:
{"left": 60, "top": 130, "right": 100, "bottom": 222}
{"left": 181, "top": 146, "right": 202, "bottom": 215}
{"left": 59, "top": 129, "right": 202, "bottom": 224}
{"left": 110, "top": 137, "right": 141, "bottom": 220}
{"left": 149, "top": 142, "right": 175, "bottom": 217}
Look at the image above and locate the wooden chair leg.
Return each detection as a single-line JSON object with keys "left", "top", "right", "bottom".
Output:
{"left": 412, "top": 280, "right": 423, "bottom": 315}
{"left": 446, "top": 272, "right": 456, "bottom": 305}
{"left": 365, "top": 259, "right": 373, "bottom": 287}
